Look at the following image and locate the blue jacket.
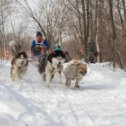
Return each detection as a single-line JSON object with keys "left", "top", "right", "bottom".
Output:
{"left": 31, "top": 39, "right": 49, "bottom": 56}
{"left": 31, "top": 39, "right": 49, "bottom": 49}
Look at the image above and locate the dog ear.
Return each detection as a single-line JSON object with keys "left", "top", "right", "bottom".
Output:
{"left": 11, "top": 58, "right": 16, "bottom": 65}
{"left": 77, "top": 63, "right": 81, "bottom": 66}
{"left": 70, "top": 62, "right": 79, "bottom": 67}
{"left": 53, "top": 52, "right": 56, "bottom": 55}
{"left": 22, "top": 51, "right": 28, "bottom": 58}
{"left": 47, "top": 54, "right": 53, "bottom": 63}
{"left": 25, "top": 59, "right": 29, "bottom": 66}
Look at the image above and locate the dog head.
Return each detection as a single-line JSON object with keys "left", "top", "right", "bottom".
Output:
{"left": 76, "top": 63, "right": 87, "bottom": 77}
{"left": 52, "top": 57, "right": 65, "bottom": 70}
{"left": 11, "top": 51, "right": 28, "bottom": 67}
{"left": 48, "top": 50, "right": 66, "bottom": 70}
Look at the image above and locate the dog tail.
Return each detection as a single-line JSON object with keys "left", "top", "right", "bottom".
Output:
{"left": 9, "top": 40, "right": 16, "bottom": 57}
{"left": 9, "top": 40, "right": 22, "bottom": 57}
{"left": 9, "top": 40, "right": 16, "bottom": 48}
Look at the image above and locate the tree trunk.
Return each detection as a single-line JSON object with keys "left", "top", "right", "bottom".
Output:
{"left": 0, "top": 0, "right": 6, "bottom": 60}
{"left": 117, "top": 0, "right": 125, "bottom": 30}
{"left": 81, "top": 0, "right": 88, "bottom": 56}
{"left": 122, "top": 0, "right": 126, "bottom": 26}
{"left": 95, "top": 0, "right": 104, "bottom": 63}
{"left": 108, "top": 0, "right": 117, "bottom": 69}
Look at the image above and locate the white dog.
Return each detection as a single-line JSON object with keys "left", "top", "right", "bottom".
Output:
{"left": 45, "top": 50, "right": 65, "bottom": 86}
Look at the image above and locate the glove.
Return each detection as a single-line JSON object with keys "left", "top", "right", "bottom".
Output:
{"left": 41, "top": 45, "right": 46, "bottom": 53}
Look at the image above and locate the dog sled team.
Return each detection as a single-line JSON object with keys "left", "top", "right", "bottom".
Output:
{"left": 9, "top": 31, "right": 87, "bottom": 88}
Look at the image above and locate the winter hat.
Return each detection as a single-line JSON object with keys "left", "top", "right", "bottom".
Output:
{"left": 55, "top": 45, "right": 62, "bottom": 51}
{"left": 36, "top": 31, "right": 42, "bottom": 37}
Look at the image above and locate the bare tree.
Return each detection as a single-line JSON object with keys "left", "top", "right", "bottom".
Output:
{"left": 0, "top": 0, "right": 12, "bottom": 59}
{"left": 15, "top": 0, "right": 69, "bottom": 48}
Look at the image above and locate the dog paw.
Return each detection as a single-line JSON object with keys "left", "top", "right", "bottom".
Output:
{"left": 75, "top": 85, "right": 80, "bottom": 88}
{"left": 12, "top": 77, "right": 20, "bottom": 81}
{"left": 47, "top": 83, "right": 50, "bottom": 87}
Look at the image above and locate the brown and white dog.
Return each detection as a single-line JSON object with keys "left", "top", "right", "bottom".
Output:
{"left": 9, "top": 41, "right": 28, "bottom": 81}
{"left": 63, "top": 60, "right": 87, "bottom": 88}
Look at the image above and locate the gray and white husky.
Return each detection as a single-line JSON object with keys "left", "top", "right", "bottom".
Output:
{"left": 9, "top": 41, "right": 28, "bottom": 81}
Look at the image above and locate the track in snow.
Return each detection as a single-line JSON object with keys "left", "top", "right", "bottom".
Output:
{"left": 0, "top": 61, "right": 126, "bottom": 126}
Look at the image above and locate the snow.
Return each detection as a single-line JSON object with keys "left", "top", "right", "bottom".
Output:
{"left": 0, "top": 61, "right": 126, "bottom": 126}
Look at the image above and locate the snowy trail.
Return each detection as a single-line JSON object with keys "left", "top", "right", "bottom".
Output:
{"left": 0, "top": 61, "right": 126, "bottom": 126}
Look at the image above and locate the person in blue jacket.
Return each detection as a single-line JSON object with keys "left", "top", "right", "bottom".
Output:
{"left": 31, "top": 31, "right": 49, "bottom": 57}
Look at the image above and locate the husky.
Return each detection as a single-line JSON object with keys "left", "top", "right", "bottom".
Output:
{"left": 63, "top": 60, "right": 87, "bottom": 88}
{"left": 9, "top": 41, "right": 28, "bottom": 81}
{"left": 45, "top": 50, "right": 65, "bottom": 86}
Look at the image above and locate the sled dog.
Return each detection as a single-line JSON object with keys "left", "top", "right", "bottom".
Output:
{"left": 63, "top": 60, "right": 87, "bottom": 88}
{"left": 45, "top": 50, "right": 65, "bottom": 86}
{"left": 9, "top": 41, "right": 28, "bottom": 81}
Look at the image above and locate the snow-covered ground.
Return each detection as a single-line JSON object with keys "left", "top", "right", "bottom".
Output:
{"left": 0, "top": 60, "right": 126, "bottom": 126}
